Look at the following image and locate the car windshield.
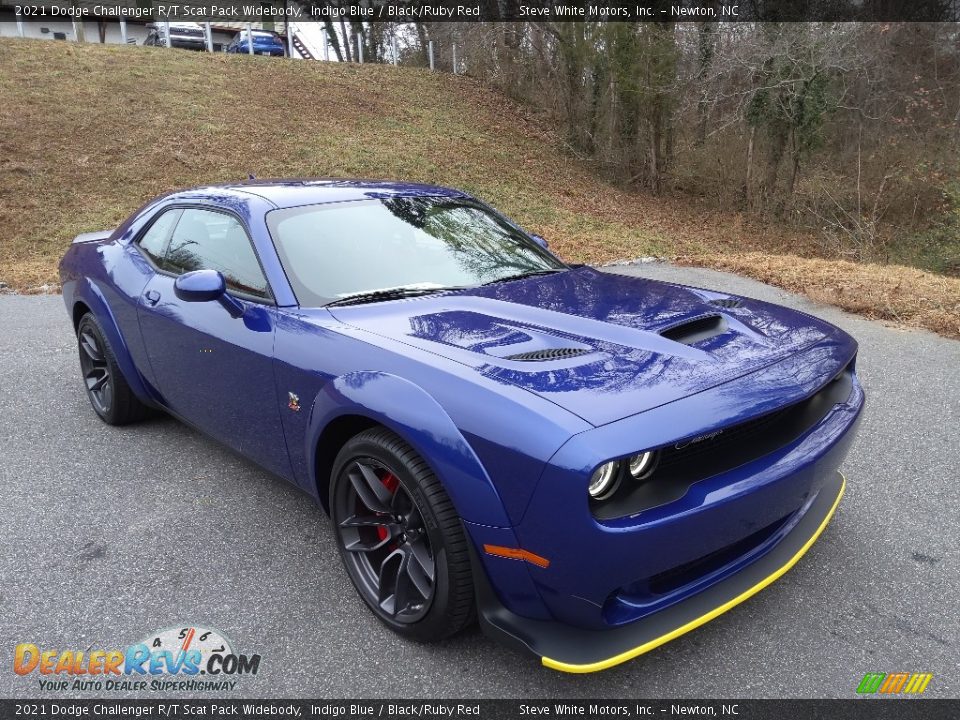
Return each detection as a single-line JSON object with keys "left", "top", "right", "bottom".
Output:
{"left": 266, "top": 197, "right": 566, "bottom": 307}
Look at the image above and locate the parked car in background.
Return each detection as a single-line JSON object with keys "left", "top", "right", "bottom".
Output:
{"left": 144, "top": 22, "right": 207, "bottom": 51}
{"left": 227, "top": 29, "right": 287, "bottom": 57}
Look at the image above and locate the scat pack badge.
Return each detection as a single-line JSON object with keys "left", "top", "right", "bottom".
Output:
{"left": 288, "top": 392, "right": 301, "bottom": 412}
{"left": 13, "top": 625, "right": 262, "bottom": 693}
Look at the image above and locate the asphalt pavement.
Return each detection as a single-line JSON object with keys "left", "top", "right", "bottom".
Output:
{"left": 0, "top": 264, "right": 957, "bottom": 699}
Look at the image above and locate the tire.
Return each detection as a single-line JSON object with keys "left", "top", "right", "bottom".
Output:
{"left": 330, "top": 427, "right": 475, "bottom": 642}
{"left": 76, "top": 313, "right": 151, "bottom": 426}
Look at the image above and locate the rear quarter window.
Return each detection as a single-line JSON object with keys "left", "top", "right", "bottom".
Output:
{"left": 137, "top": 209, "right": 180, "bottom": 265}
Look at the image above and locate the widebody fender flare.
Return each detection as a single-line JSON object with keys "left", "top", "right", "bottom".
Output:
{"left": 69, "top": 277, "right": 156, "bottom": 406}
{"left": 306, "top": 371, "right": 511, "bottom": 528}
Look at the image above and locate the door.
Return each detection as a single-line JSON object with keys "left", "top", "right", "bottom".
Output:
{"left": 136, "top": 207, "right": 292, "bottom": 479}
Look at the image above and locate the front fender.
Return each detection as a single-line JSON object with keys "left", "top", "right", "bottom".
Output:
{"left": 307, "top": 371, "right": 511, "bottom": 528}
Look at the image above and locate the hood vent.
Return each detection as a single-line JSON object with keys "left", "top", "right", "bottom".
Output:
{"left": 660, "top": 315, "right": 728, "bottom": 346}
{"left": 504, "top": 347, "right": 591, "bottom": 362}
{"left": 709, "top": 297, "right": 743, "bottom": 309}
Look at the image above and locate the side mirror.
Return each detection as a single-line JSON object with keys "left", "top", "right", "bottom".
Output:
{"left": 530, "top": 234, "right": 549, "bottom": 250}
{"left": 174, "top": 269, "right": 226, "bottom": 303}
{"left": 174, "top": 269, "right": 244, "bottom": 318}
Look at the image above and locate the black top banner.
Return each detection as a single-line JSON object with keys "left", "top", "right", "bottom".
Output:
{"left": 5, "top": 0, "right": 960, "bottom": 22}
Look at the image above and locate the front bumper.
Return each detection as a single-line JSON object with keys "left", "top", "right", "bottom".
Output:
{"left": 464, "top": 336, "right": 863, "bottom": 671}
{"left": 476, "top": 470, "right": 845, "bottom": 673}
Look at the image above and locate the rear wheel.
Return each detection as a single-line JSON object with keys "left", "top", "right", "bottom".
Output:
{"left": 330, "top": 427, "right": 475, "bottom": 641}
{"left": 76, "top": 313, "right": 150, "bottom": 425}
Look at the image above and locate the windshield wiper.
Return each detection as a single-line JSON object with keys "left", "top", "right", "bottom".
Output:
{"left": 324, "top": 286, "right": 451, "bottom": 307}
{"left": 482, "top": 268, "right": 566, "bottom": 286}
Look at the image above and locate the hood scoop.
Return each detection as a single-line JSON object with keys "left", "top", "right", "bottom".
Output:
{"left": 327, "top": 266, "right": 836, "bottom": 426}
{"left": 660, "top": 315, "right": 728, "bottom": 346}
{"left": 402, "top": 310, "right": 600, "bottom": 363}
{"left": 503, "top": 347, "right": 592, "bottom": 362}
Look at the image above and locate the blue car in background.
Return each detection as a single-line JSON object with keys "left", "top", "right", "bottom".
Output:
{"left": 226, "top": 29, "right": 286, "bottom": 57}
{"left": 58, "top": 180, "right": 863, "bottom": 672}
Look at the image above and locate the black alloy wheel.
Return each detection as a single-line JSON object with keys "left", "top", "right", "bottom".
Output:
{"left": 336, "top": 456, "right": 436, "bottom": 623}
{"left": 76, "top": 313, "right": 150, "bottom": 425}
{"left": 330, "top": 428, "right": 475, "bottom": 641}
{"left": 78, "top": 323, "right": 113, "bottom": 415}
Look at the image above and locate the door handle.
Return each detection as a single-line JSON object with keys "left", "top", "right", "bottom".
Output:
{"left": 143, "top": 289, "right": 161, "bottom": 306}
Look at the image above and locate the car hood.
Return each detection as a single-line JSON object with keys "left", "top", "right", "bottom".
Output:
{"left": 328, "top": 267, "right": 841, "bottom": 426}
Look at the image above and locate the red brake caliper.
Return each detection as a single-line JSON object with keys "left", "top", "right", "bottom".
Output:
{"left": 377, "top": 472, "right": 399, "bottom": 542}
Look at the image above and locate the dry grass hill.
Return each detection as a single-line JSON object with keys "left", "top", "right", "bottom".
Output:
{"left": 1, "top": 38, "right": 957, "bottom": 337}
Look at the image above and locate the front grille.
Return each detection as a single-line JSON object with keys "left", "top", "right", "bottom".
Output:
{"left": 660, "top": 367, "right": 853, "bottom": 483}
{"left": 656, "top": 405, "right": 793, "bottom": 474}
{"left": 592, "top": 364, "right": 854, "bottom": 520}
{"left": 504, "top": 347, "right": 591, "bottom": 362}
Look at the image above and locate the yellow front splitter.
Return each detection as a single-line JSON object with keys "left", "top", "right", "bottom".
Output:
{"left": 543, "top": 473, "right": 846, "bottom": 673}
{"left": 475, "top": 472, "right": 846, "bottom": 674}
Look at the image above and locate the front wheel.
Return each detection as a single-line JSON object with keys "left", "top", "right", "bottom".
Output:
{"left": 330, "top": 427, "right": 475, "bottom": 642}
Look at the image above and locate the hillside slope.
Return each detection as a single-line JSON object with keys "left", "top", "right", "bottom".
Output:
{"left": 1, "top": 38, "right": 957, "bottom": 337}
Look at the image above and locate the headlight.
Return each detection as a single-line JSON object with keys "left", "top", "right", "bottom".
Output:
{"left": 629, "top": 451, "right": 657, "bottom": 480}
{"left": 588, "top": 461, "right": 621, "bottom": 500}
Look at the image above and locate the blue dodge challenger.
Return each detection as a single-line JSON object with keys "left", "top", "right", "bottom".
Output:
{"left": 59, "top": 180, "right": 864, "bottom": 672}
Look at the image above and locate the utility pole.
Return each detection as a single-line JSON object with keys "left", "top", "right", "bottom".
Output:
{"left": 285, "top": 3, "right": 293, "bottom": 58}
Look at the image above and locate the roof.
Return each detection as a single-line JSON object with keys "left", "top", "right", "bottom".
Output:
{"left": 168, "top": 179, "right": 471, "bottom": 210}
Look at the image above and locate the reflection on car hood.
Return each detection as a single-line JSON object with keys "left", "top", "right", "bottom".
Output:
{"left": 328, "top": 267, "right": 841, "bottom": 426}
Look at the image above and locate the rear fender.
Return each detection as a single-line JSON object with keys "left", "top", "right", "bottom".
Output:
{"left": 72, "top": 277, "right": 156, "bottom": 406}
{"left": 306, "top": 371, "right": 511, "bottom": 528}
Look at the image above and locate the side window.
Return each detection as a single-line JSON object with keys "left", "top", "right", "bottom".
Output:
{"left": 165, "top": 209, "right": 270, "bottom": 300}
{"left": 137, "top": 209, "right": 180, "bottom": 265}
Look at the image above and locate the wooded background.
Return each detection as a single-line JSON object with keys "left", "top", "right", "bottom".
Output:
{"left": 316, "top": 19, "right": 960, "bottom": 276}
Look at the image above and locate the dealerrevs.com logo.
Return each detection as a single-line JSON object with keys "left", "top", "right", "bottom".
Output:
{"left": 13, "top": 625, "right": 261, "bottom": 693}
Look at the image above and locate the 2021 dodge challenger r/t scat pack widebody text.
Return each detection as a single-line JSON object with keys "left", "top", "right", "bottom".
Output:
{"left": 60, "top": 180, "right": 863, "bottom": 672}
